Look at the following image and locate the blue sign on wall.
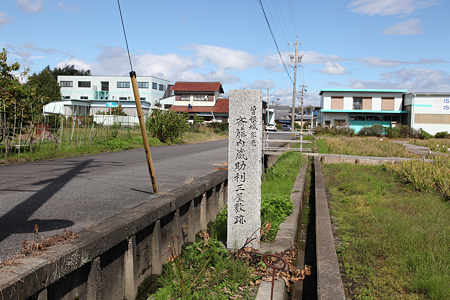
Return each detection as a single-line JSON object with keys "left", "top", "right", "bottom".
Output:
{"left": 105, "top": 102, "right": 118, "bottom": 108}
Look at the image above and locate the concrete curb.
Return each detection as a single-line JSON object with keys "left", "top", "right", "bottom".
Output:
{"left": 314, "top": 156, "right": 346, "bottom": 300}
{"left": 255, "top": 163, "right": 308, "bottom": 300}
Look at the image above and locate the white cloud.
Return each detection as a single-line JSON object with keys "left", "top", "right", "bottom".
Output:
{"left": 348, "top": 0, "right": 438, "bottom": 16}
{"left": 356, "top": 56, "right": 447, "bottom": 67}
{"left": 330, "top": 68, "right": 450, "bottom": 92}
{"left": 22, "top": 42, "right": 74, "bottom": 57}
{"left": 320, "top": 62, "right": 346, "bottom": 75}
{"left": 383, "top": 19, "right": 423, "bottom": 35}
{"left": 0, "top": 11, "right": 13, "bottom": 27}
{"left": 56, "top": 59, "right": 92, "bottom": 72}
{"left": 244, "top": 79, "right": 276, "bottom": 90}
{"left": 302, "top": 51, "right": 345, "bottom": 65}
{"left": 56, "top": 45, "right": 242, "bottom": 85}
{"left": 17, "top": 0, "right": 44, "bottom": 14}
{"left": 54, "top": 3, "right": 78, "bottom": 11}
{"left": 187, "top": 44, "right": 261, "bottom": 71}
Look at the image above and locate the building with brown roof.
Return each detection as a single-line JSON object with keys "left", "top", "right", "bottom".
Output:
{"left": 168, "top": 82, "right": 229, "bottom": 122}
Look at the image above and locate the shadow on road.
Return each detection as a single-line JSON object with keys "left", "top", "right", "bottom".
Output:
{"left": 0, "top": 159, "right": 93, "bottom": 243}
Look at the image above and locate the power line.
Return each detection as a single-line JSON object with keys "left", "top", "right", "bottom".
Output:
{"left": 258, "top": 0, "right": 293, "bottom": 84}
{"left": 117, "top": 0, "right": 133, "bottom": 72}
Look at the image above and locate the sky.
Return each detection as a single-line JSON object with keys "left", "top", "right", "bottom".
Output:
{"left": 1, "top": 0, "right": 450, "bottom": 107}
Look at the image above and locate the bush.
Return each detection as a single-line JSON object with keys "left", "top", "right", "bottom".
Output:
{"left": 399, "top": 125, "right": 411, "bottom": 138}
{"left": 435, "top": 131, "right": 450, "bottom": 139}
{"left": 385, "top": 126, "right": 400, "bottom": 138}
{"left": 358, "top": 124, "right": 385, "bottom": 137}
{"left": 420, "top": 128, "right": 432, "bottom": 139}
{"left": 208, "top": 122, "right": 228, "bottom": 134}
{"left": 145, "top": 109, "right": 189, "bottom": 143}
{"left": 315, "top": 124, "right": 355, "bottom": 137}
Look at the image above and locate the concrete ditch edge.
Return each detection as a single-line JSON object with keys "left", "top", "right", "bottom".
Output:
{"left": 255, "top": 163, "right": 308, "bottom": 300}
{"left": 314, "top": 156, "right": 346, "bottom": 300}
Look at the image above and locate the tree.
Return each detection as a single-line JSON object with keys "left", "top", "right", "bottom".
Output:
{"left": 0, "top": 48, "right": 32, "bottom": 145}
{"left": 27, "top": 68, "right": 62, "bottom": 113}
{"left": 48, "top": 64, "right": 90, "bottom": 80}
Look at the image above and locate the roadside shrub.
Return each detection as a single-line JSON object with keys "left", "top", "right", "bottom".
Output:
{"left": 145, "top": 109, "right": 189, "bottom": 143}
{"left": 420, "top": 128, "right": 432, "bottom": 139}
{"left": 385, "top": 126, "right": 400, "bottom": 138}
{"left": 399, "top": 125, "right": 411, "bottom": 138}
{"left": 315, "top": 124, "right": 355, "bottom": 137}
{"left": 208, "top": 122, "right": 228, "bottom": 134}
{"left": 435, "top": 131, "right": 450, "bottom": 139}
{"left": 358, "top": 124, "right": 385, "bottom": 137}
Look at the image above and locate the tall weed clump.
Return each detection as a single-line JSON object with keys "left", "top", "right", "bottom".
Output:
{"left": 384, "top": 157, "right": 450, "bottom": 200}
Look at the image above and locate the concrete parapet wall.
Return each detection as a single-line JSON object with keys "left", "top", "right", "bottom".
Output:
{"left": 314, "top": 156, "right": 346, "bottom": 300}
{"left": 0, "top": 170, "right": 228, "bottom": 300}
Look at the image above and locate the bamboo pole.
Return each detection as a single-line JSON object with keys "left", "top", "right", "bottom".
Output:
{"left": 130, "top": 71, "right": 158, "bottom": 194}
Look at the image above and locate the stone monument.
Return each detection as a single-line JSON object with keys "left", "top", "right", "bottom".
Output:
{"left": 227, "top": 89, "right": 262, "bottom": 249}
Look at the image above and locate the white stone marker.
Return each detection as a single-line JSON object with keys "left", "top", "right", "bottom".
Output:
{"left": 227, "top": 89, "right": 262, "bottom": 249}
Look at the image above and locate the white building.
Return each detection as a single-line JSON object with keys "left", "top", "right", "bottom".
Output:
{"left": 318, "top": 89, "right": 407, "bottom": 132}
{"left": 404, "top": 92, "right": 450, "bottom": 135}
{"left": 53, "top": 75, "right": 170, "bottom": 117}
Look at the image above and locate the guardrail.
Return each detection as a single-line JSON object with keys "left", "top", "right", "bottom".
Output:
{"left": 0, "top": 170, "right": 228, "bottom": 300}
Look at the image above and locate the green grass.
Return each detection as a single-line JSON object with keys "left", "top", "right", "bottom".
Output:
{"left": 323, "top": 163, "right": 450, "bottom": 299}
{"left": 149, "top": 236, "right": 258, "bottom": 300}
{"left": 316, "top": 138, "right": 329, "bottom": 153}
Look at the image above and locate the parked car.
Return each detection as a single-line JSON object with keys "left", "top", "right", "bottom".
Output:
{"left": 266, "top": 124, "right": 277, "bottom": 132}
{"left": 281, "top": 124, "right": 292, "bottom": 131}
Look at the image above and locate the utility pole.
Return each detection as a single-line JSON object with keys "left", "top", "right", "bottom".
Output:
{"left": 267, "top": 88, "right": 270, "bottom": 124}
{"left": 300, "top": 84, "right": 307, "bottom": 130}
{"left": 289, "top": 36, "right": 302, "bottom": 131}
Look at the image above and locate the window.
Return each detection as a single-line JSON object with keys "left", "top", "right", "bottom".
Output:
{"left": 392, "top": 115, "right": 401, "bottom": 122}
{"left": 63, "top": 95, "right": 70, "bottom": 99}
{"left": 194, "top": 94, "right": 205, "bottom": 101}
{"left": 334, "top": 119, "right": 346, "bottom": 125}
{"left": 325, "top": 121, "right": 331, "bottom": 125}
{"left": 159, "top": 84, "right": 165, "bottom": 91}
{"left": 78, "top": 81, "right": 91, "bottom": 88}
{"left": 331, "top": 97, "right": 343, "bottom": 110}
{"left": 119, "top": 97, "right": 127, "bottom": 100}
{"left": 353, "top": 97, "right": 362, "bottom": 110}
{"left": 152, "top": 82, "right": 157, "bottom": 89}
{"left": 374, "top": 115, "right": 382, "bottom": 121}
{"left": 60, "top": 81, "right": 73, "bottom": 87}
{"left": 140, "top": 97, "right": 146, "bottom": 101}
{"left": 349, "top": 115, "right": 365, "bottom": 121}
{"left": 381, "top": 98, "right": 395, "bottom": 110}
{"left": 138, "top": 82, "right": 149, "bottom": 88}
{"left": 117, "top": 82, "right": 130, "bottom": 88}
{"left": 80, "top": 96, "right": 88, "bottom": 100}
{"left": 383, "top": 116, "right": 391, "bottom": 122}
{"left": 164, "top": 104, "right": 172, "bottom": 109}
{"left": 180, "top": 94, "right": 190, "bottom": 101}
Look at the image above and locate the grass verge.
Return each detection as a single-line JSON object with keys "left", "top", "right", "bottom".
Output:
{"left": 0, "top": 130, "right": 227, "bottom": 166}
{"left": 323, "top": 163, "right": 450, "bottom": 299}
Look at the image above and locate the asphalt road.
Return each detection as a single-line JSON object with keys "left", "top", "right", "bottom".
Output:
{"left": 0, "top": 139, "right": 228, "bottom": 261}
